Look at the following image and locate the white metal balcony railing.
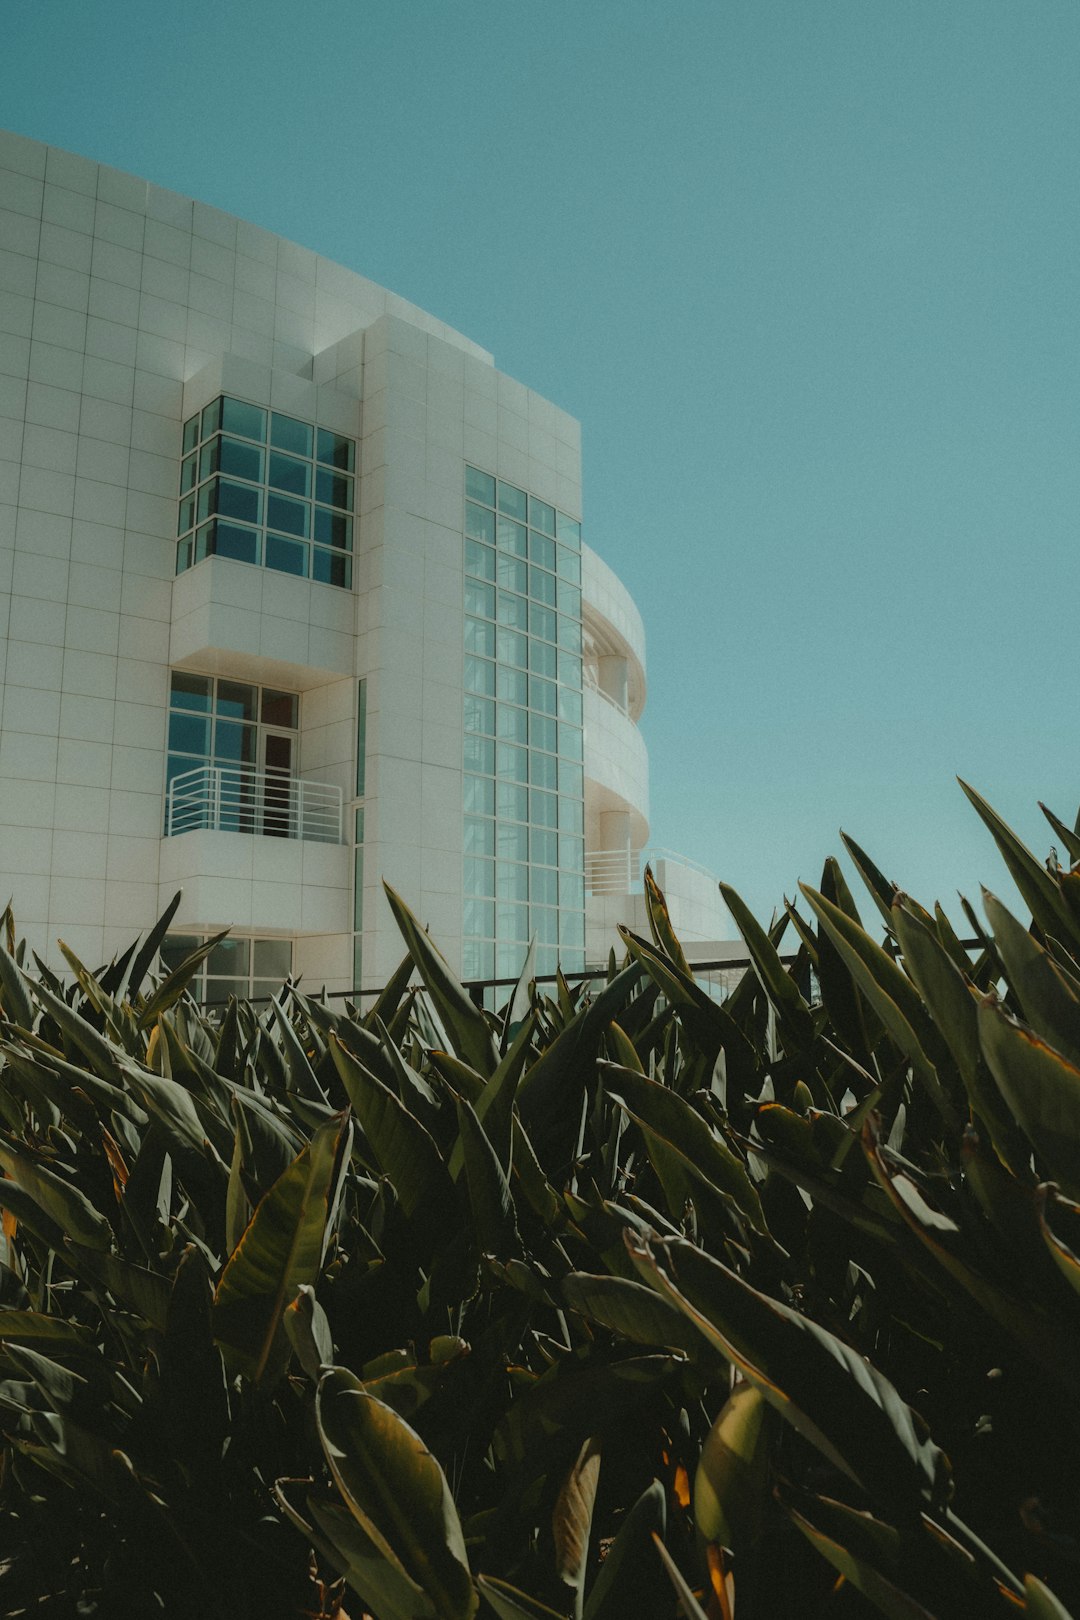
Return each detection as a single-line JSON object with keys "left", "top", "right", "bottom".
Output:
{"left": 585, "top": 846, "right": 718, "bottom": 896}
{"left": 165, "top": 763, "right": 344, "bottom": 844}
{"left": 583, "top": 667, "right": 629, "bottom": 717}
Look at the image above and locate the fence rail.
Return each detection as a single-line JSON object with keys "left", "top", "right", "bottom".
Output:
{"left": 585, "top": 845, "right": 719, "bottom": 895}
{"left": 165, "top": 763, "right": 343, "bottom": 844}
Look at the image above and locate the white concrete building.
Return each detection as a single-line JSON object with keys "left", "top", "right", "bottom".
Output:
{"left": 0, "top": 131, "right": 726, "bottom": 1002}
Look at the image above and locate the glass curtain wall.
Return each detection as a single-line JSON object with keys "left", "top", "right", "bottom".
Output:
{"left": 462, "top": 466, "right": 586, "bottom": 982}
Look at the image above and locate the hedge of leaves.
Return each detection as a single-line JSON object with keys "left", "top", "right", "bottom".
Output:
{"left": 1, "top": 782, "right": 1080, "bottom": 1618}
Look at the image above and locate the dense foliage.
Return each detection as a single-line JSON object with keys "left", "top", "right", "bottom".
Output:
{"left": 2, "top": 783, "right": 1080, "bottom": 1618}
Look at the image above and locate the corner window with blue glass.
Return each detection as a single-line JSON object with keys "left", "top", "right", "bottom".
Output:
{"left": 177, "top": 396, "right": 356, "bottom": 589}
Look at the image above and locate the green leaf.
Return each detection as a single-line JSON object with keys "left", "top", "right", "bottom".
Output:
{"left": 959, "top": 781, "right": 1075, "bottom": 945}
{"left": 801, "top": 885, "right": 959, "bottom": 1130}
{"left": 331, "top": 1033, "right": 454, "bottom": 1224}
{"left": 307, "top": 1492, "right": 436, "bottom": 1620}
{"left": 720, "top": 882, "right": 815, "bottom": 1053}
{"left": 602, "top": 1064, "right": 766, "bottom": 1234}
{"left": 552, "top": 1436, "right": 601, "bottom": 1617}
{"left": 1024, "top": 1574, "right": 1077, "bottom": 1619}
{"left": 384, "top": 881, "right": 498, "bottom": 1077}
{"left": 694, "top": 1382, "right": 771, "bottom": 1552}
{"left": 0, "top": 1311, "right": 97, "bottom": 1356}
{"left": 477, "top": 1576, "right": 568, "bottom": 1620}
{"left": 284, "top": 1282, "right": 334, "bottom": 1379}
{"left": 625, "top": 1230, "right": 949, "bottom": 1517}
{"left": 0, "top": 1138, "right": 111, "bottom": 1250}
{"left": 840, "top": 832, "right": 900, "bottom": 933}
{"left": 454, "top": 1093, "right": 520, "bottom": 1259}
{"left": 560, "top": 1271, "right": 704, "bottom": 1357}
{"left": 582, "top": 1479, "right": 665, "bottom": 1620}
{"left": 213, "top": 1112, "right": 349, "bottom": 1384}
{"left": 983, "top": 890, "right": 1080, "bottom": 1065}
{"left": 978, "top": 998, "right": 1080, "bottom": 1197}
{"left": 317, "top": 1366, "right": 478, "bottom": 1620}
{"left": 643, "top": 866, "right": 693, "bottom": 976}
{"left": 783, "top": 1495, "right": 937, "bottom": 1620}
{"left": 650, "top": 1534, "right": 710, "bottom": 1620}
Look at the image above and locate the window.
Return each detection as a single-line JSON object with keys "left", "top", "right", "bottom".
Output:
{"left": 177, "top": 396, "right": 355, "bottom": 589}
{"left": 159, "top": 934, "right": 292, "bottom": 1006}
{"left": 462, "top": 466, "right": 585, "bottom": 980}
{"left": 165, "top": 673, "right": 300, "bottom": 836}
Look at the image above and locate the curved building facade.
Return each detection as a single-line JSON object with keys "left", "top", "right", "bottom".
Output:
{"left": 0, "top": 130, "right": 725, "bottom": 999}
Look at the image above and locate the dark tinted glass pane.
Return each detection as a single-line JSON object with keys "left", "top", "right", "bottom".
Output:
{"left": 464, "top": 695, "right": 495, "bottom": 735}
{"left": 271, "top": 413, "right": 312, "bottom": 456}
{"left": 211, "top": 520, "right": 259, "bottom": 564}
{"left": 201, "top": 398, "right": 222, "bottom": 439}
{"left": 177, "top": 495, "right": 195, "bottom": 535}
{"left": 216, "top": 681, "right": 257, "bottom": 721}
{"left": 253, "top": 937, "right": 292, "bottom": 977}
{"left": 194, "top": 521, "right": 214, "bottom": 562}
{"left": 176, "top": 536, "right": 191, "bottom": 572}
{"left": 316, "top": 468, "right": 353, "bottom": 509}
{"left": 262, "top": 690, "right": 298, "bottom": 727}
{"left": 265, "top": 533, "right": 308, "bottom": 576}
{"left": 168, "top": 712, "right": 209, "bottom": 755}
{"left": 466, "top": 466, "right": 495, "bottom": 505}
{"left": 529, "top": 496, "right": 555, "bottom": 535}
{"left": 214, "top": 720, "right": 257, "bottom": 764}
{"left": 316, "top": 429, "right": 355, "bottom": 470}
{"left": 464, "top": 734, "right": 495, "bottom": 774}
{"left": 221, "top": 397, "right": 267, "bottom": 441}
{"left": 201, "top": 478, "right": 261, "bottom": 526}
{"left": 267, "top": 492, "right": 309, "bottom": 537}
{"left": 161, "top": 933, "right": 199, "bottom": 971}
{"left": 182, "top": 416, "right": 199, "bottom": 455}
{"left": 311, "top": 546, "right": 352, "bottom": 587}
{"left": 269, "top": 452, "right": 311, "bottom": 496}
{"left": 217, "top": 437, "right": 263, "bottom": 482}
{"left": 209, "top": 937, "right": 250, "bottom": 975}
{"left": 314, "top": 507, "right": 352, "bottom": 549}
{"left": 466, "top": 502, "right": 495, "bottom": 543}
{"left": 497, "top": 482, "right": 527, "bottom": 521}
{"left": 180, "top": 454, "right": 197, "bottom": 493}
{"left": 171, "top": 672, "right": 212, "bottom": 711}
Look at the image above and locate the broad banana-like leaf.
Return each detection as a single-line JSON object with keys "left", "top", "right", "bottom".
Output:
{"left": 384, "top": 881, "right": 499, "bottom": 1077}
{"left": 801, "top": 886, "right": 959, "bottom": 1130}
{"left": 625, "top": 1231, "right": 949, "bottom": 1517}
{"left": 284, "top": 1282, "right": 334, "bottom": 1379}
{"left": 978, "top": 998, "right": 1080, "bottom": 1197}
{"left": 960, "top": 782, "right": 1076, "bottom": 947}
{"left": 840, "top": 832, "right": 900, "bottom": 933}
{"left": 720, "top": 882, "right": 816, "bottom": 1054}
{"left": 0, "top": 1138, "right": 111, "bottom": 1250}
{"left": 454, "top": 1094, "right": 520, "bottom": 1259}
{"left": 783, "top": 1495, "right": 937, "bottom": 1619}
{"left": 583, "top": 1478, "right": 665, "bottom": 1620}
{"left": 650, "top": 1534, "right": 710, "bottom": 1620}
{"left": 983, "top": 891, "right": 1080, "bottom": 1065}
{"left": 214, "top": 1112, "right": 350, "bottom": 1384}
{"left": 476, "top": 1576, "right": 567, "bottom": 1619}
{"left": 560, "top": 1271, "right": 704, "bottom": 1357}
{"left": 316, "top": 1367, "right": 478, "bottom": 1620}
{"left": 643, "top": 866, "right": 693, "bottom": 976}
{"left": 308, "top": 1492, "right": 436, "bottom": 1620}
{"left": 331, "top": 1033, "right": 454, "bottom": 1222}
{"left": 552, "top": 1435, "right": 601, "bottom": 1616}
{"left": 1037, "top": 1186, "right": 1080, "bottom": 1301}
{"left": 694, "top": 1382, "right": 771, "bottom": 1552}
{"left": 135, "top": 930, "right": 229, "bottom": 1029}
{"left": 0, "top": 1311, "right": 96, "bottom": 1356}
{"left": 1024, "top": 1574, "right": 1077, "bottom": 1619}
{"left": 602, "top": 1063, "right": 766, "bottom": 1233}
{"left": 0, "top": 935, "right": 34, "bottom": 1027}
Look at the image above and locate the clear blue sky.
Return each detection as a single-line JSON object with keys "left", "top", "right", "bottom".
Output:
{"left": 4, "top": 0, "right": 1078, "bottom": 928}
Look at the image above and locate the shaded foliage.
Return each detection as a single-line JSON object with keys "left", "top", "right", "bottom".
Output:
{"left": 0, "top": 787, "right": 1079, "bottom": 1617}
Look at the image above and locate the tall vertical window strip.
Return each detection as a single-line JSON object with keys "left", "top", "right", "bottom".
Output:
{"left": 462, "top": 466, "right": 586, "bottom": 982}
{"left": 356, "top": 679, "right": 367, "bottom": 799}
{"left": 352, "top": 808, "right": 364, "bottom": 993}
{"left": 177, "top": 396, "right": 356, "bottom": 589}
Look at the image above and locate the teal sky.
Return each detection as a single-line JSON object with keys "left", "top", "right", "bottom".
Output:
{"left": 3, "top": 0, "right": 1078, "bottom": 928}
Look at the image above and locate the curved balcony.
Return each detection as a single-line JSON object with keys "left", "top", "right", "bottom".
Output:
{"left": 581, "top": 544, "right": 646, "bottom": 720}
{"left": 583, "top": 682, "right": 650, "bottom": 841}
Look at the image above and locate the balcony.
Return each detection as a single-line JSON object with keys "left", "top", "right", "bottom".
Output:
{"left": 165, "top": 763, "right": 344, "bottom": 844}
